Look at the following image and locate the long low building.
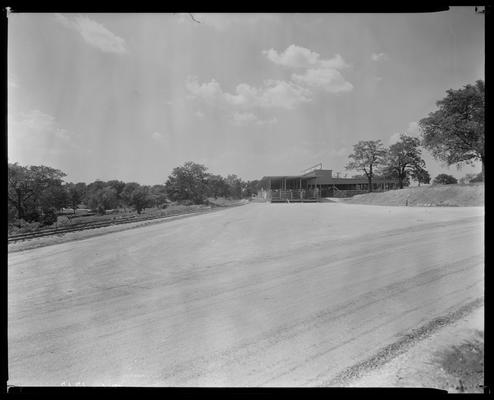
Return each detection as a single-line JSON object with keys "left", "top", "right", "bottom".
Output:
{"left": 259, "top": 167, "right": 400, "bottom": 202}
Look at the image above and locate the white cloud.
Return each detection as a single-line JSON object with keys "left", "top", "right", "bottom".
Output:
{"left": 388, "top": 132, "right": 401, "bottom": 145}
{"left": 389, "top": 122, "right": 422, "bottom": 144}
{"left": 371, "top": 52, "right": 388, "bottom": 62}
{"left": 406, "top": 121, "right": 421, "bottom": 136}
{"left": 263, "top": 45, "right": 349, "bottom": 69}
{"left": 152, "top": 131, "right": 169, "bottom": 143}
{"left": 232, "top": 112, "right": 258, "bottom": 126}
{"left": 186, "top": 76, "right": 311, "bottom": 110}
{"left": 8, "top": 109, "right": 81, "bottom": 163}
{"left": 231, "top": 112, "right": 278, "bottom": 126}
{"left": 292, "top": 68, "right": 353, "bottom": 93}
{"left": 263, "top": 45, "right": 353, "bottom": 93}
{"left": 195, "top": 110, "right": 205, "bottom": 118}
{"left": 55, "top": 13, "right": 127, "bottom": 54}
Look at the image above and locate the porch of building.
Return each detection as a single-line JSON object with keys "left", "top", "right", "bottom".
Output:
{"left": 266, "top": 176, "right": 322, "bottom": 202}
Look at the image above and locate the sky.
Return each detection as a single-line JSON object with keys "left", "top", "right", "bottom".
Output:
{"left": 7, "top": 9, "right": 484, "bottom": 185}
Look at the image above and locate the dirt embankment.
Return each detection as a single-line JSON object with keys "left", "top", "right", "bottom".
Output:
{"left": 345, "top": 183, "right": 484, "bottom": 207}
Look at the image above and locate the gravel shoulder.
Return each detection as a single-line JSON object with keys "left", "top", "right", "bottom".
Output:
{"left": 344, "top": 304, "right": 484, "bottom": 393}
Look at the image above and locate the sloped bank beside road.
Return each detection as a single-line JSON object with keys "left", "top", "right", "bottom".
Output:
{"left": 344, "top": 183, "right": 484, "bottom": 207}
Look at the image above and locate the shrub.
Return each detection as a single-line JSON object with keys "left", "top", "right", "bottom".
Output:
{"left": 433, "top": 174, "right": 458, "bottom": 185}
{"left": 41, "top": 208, "right": 58, "bottom": 226}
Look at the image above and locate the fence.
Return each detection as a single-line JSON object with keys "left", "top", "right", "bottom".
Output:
{"left": 270, "top": 189, "right": 321, "bottom": 202}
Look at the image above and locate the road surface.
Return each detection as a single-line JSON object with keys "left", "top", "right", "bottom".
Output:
{"left": 8, "top": 202, "right": 484, "bottom": 386}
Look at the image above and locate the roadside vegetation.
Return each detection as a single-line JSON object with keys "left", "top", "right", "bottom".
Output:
{"left": 8, "top": 161, "right": 262, "bottom": 235}
{"left": 8, "top": 80, "right": 484, "bottom": 232}
{"left": 346, "top": 182, "right": 484, "bottom": 207}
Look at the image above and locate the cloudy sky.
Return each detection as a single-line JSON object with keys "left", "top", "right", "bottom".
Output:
{"left": 8, "top": 9, "right": 484, "bottom": 184}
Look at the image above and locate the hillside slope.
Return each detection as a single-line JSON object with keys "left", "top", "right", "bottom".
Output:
{"left": 345, "top": 183, "right": 484, "bottom": 207}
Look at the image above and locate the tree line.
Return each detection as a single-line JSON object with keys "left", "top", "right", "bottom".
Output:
{"left": 345, "top": 80, "right": 484, "bottom": 192}
{"left": 8, "top": 161, "right": 262, "bottom": 227}
{"left": 8, "top": 80, "right": 483, "bottom": 224}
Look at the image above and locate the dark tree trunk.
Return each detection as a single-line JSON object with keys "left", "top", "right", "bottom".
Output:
{"left": 368, "top": 176, "right": 373, "bottom": 192}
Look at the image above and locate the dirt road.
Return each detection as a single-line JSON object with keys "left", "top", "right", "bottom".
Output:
{"left": 8, "top": 203, "right": 484, "bottom": 387}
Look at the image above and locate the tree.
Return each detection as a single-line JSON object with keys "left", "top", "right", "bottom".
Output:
{"left": 383, "top": 134, "right": 427, "bottom": 189}
{"left": 345, "top": 140, "right": 387, "bottom": 192}
{"left": 433, "top": 174, "right": 458, "bottom": 185}
{"left": 121, "top": 182, "right": 141, "bottom": 210}
{"left": 165, "top": 162, "right": 209, "bottom": 204}
{"left": 458, "top": 173, "right": 478, "bottom": 184}
{"left": 149, "top": 184, "right": 168, "bottom": 208}
{"left": 8, "top": 163, "right": 66, "bottom": 221}
{"left": 39, "top": 183, "right": 68, "bottom": 212}
{"left": 65, "top": 182, "right": 87, "bottom": 213}
{"left": 244, "top": 179, "right": 261, "bottom": 198}
{"left": 419, "top": 80, "right": 484, "bottom": 180}
{"left": 410, "top": 165, "right": 431, "bottom": 186}
{"left": 225, "top": 174, "right": 244, "bottom": 199}
{"left": 206, "top": 174, "right": 230, "bottom": 199}
{"left": 107, "top": 180, "right": 126, "bottom": 207}
{"left": 470, "top": 172, "right": 483, "bottom": 183}
{"left": 122, "top": 183, "right": 153, "bottom": 214}
{"left": 87, "top": 186, "right": 118, "bottom": 214}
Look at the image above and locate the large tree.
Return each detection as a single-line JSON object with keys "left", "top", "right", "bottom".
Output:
{"left": 86, "top": 186, "right": 119, "bottom": 214}
{"left": 8, "top": 163, "right": 66, "bottom": 221}
{"left": 122, "top": 183, "right": 153, "bottom": 214}
{"left": 419, "top": 80, "right": 484, "bottom": 179}
{"left": 65, "top": 182, "right": 87, "bottom": 214}
{"left": 410, "top": 165, "right": 431, "bottom": 187}
{"left": 206, "top": 174, "right": 230, "bottom": 199}
{"left": 383, "top": 134, "right": 427, "bottom": 189}
{"left": 345, "top": 140, "right": 387, "bottom": 192}
{"left": 149, "top": 184, "right": 168, "bottom": 208}
{"left": 165, "top": 161, "right": 209, "bottom": 204}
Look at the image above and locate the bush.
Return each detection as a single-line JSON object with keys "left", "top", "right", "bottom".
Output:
{"left": 12, "top": 219, "right": 42, "bottom": 234}
{"left": 41, "top": 208, "right": 58, "bottom": 226}
{"left": 433, "top": 174, "right": 458, "bottom": 185}
{"left": 24, "top": 209, "right": 41, "bottom": 223}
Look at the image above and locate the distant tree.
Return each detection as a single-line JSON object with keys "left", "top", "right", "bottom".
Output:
{"left": 469, "top": 172, "right": 483, "bottom": 183}
{"left": 383, "top": 134, "right": 427, "bottom": 189}
{"left": 65, "top": 182, "right": 87, "bottom": 213}
{"left": 149, "top": 184, "right": 168, "bottom": 208}
{"left": 225, "top": 174, "right": 244, "bottom": 199}
{"left": 206, "top": 174, "right": 230, "bottom": 199}
{"left": 433, "top": 174, "right": 458, "bottom": 185}
{"left": 165, "top": 162, "right": 209, "bottom": 204}
{"left": 458, "top": 173, "right": 479, "bottom": 185}
{"left": 419, "top": 80, "right": 484, "bottom": 180}
{"left": 122, "top": 183, "right": 153, "bottom": 214}
{"left": 8, "top": 163, "right": 66, "bottom": 221}
{"left": 107, "top": 180, "right": 126, "bottom": 207}
{"left": 121, "top": 182, "right": 141, "bottom": 210}
{"left": 345, "top": 140, "right": 387, "bottom": 192}
{"left": 87, "top": 186, "right": 118, "bottom": 214}
{"left": 39, "top": 183, "right": 68, "bottom": 212}
{"left": 244, "top": 179, "right": 261, "bottom": 197}
{"left": 410, "top": 166, "right": 431, "bottom": 186}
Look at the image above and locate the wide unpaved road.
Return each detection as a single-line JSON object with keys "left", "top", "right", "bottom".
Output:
{"left": 8, "top": 203, "right": 484, "bottom": 387}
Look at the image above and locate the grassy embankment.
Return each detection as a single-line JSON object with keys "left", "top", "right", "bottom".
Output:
{"left": 344, "top": 183, "right": 484, "bottom": 207}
